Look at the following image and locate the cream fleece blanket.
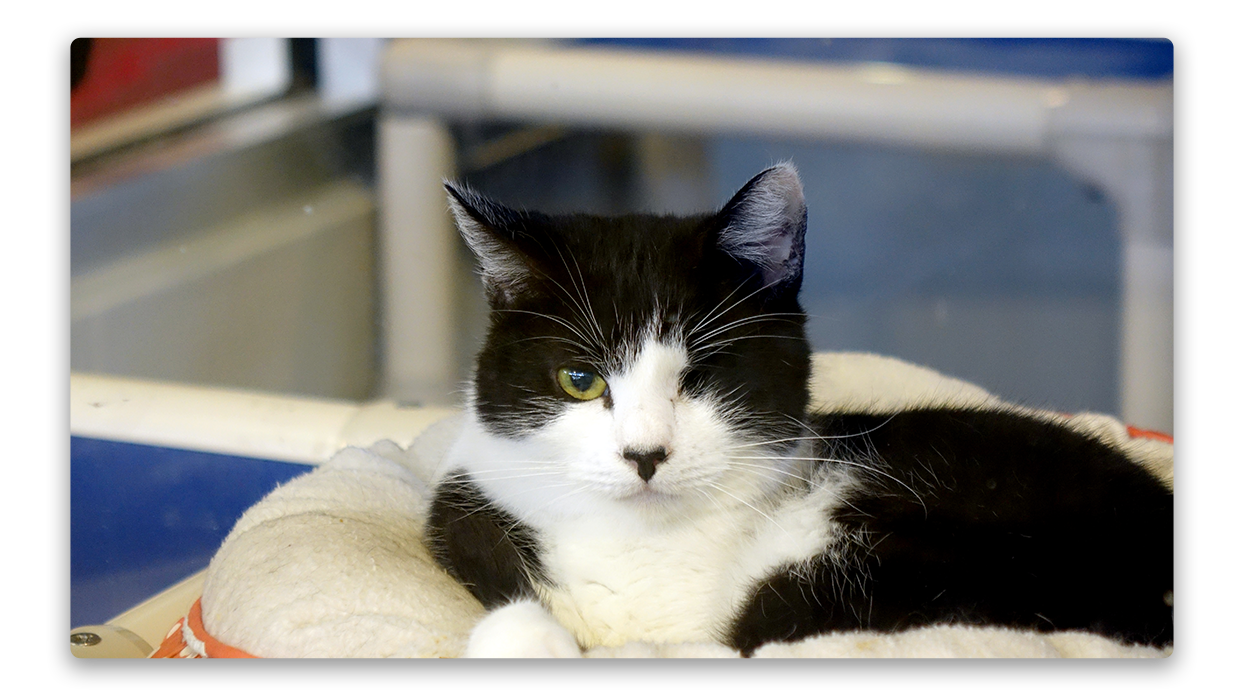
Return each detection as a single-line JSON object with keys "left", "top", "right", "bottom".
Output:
{"left": 199, "top": 352, "right": 1173, "bottom": 658}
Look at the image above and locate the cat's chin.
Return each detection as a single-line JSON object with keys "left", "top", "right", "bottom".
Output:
{"left": 618, "top": 485, "right": 680, "bottom": 507}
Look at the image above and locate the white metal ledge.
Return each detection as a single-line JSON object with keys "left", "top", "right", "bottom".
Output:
{"left": 70, "top": 372, "right": 457, "bottom": 465}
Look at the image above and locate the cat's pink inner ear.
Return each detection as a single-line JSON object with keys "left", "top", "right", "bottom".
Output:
{"left": 717, "top": 163, "right": 807, "bottom": 288}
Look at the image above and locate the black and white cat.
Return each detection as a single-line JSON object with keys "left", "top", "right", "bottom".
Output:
{"left": 425, "top": 164, "right": 1173, "bottom": 657}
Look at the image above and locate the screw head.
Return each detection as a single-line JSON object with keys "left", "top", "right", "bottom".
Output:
{"left": 70, "top": 632, "right": 102, "bottom": 647}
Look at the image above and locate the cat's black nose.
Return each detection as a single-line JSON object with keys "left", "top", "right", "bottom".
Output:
{"left": 623, "top": 447, "right": 669, "bottom": 482}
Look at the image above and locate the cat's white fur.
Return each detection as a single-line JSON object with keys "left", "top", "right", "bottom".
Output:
{"left": 443, "top": 332, "right": 851, "bottom": 655}
{"left": 463, "top": 600, "right": 582, "bottom": 658}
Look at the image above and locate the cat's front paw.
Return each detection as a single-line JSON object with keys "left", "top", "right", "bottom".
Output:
{"left": 464, "top": 600, "right": 583, "bottom": 658}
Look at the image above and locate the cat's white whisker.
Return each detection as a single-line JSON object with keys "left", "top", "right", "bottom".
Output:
{"left": 727, "top": 459, "right": 818, "bottom": 487}
{"left": 564, "top": 250, "right": 609, "bottom": 349}
{"left": 690, "top": 334, "right": 806, "bottom": 360}
{"left": 701, "top": 481, "right": 789, "bottom": 537}
{"left": 690, "top": 312, "right": 804, "bottom": 348}
{"left": 545, "top": 248, "right": 607, "bottom": 351}
{"left": 685, "top": 279, "right": 748, "bottom": 338}
{"left": 495, "top": 308, "right": 602, "bottom": 360}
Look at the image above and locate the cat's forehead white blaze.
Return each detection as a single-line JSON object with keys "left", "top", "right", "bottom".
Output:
{"left": 607, "top": 337, "right": 688, "bottom": 453}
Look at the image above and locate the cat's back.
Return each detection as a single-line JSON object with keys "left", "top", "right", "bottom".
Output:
{"left": 807, "top": 406, "right": 1173, "bottom": 524}
{"left": 726, "top": 406, "right": 1173, "bottom": 652}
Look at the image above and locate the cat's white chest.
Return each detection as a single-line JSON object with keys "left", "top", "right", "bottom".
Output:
{"left": 536, "top": 516, "right": 748, "bottom": 646}
{"left": 530, "top": 487, "right": 840, "bottom": 648}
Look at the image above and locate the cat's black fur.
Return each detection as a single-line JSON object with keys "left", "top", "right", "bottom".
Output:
{"left": 427, "top": 477, "right": 549, "bottom": 610}
{"left": 426, "top": 164, "right": 1173, "bottom": 655}
{"left": 728, "top": 408, "right": 1173, "bottom": 653}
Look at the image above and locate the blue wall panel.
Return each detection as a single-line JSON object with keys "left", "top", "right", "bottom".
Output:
{"left": 574, "top": 38, "right": 1174, "bottom": 80}
{"left": 70, "top": 437, "right": 312, "bottom": 628}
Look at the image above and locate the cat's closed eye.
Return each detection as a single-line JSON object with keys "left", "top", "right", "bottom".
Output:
{"left": 556, "top": 367, "right": 608, "bottom": 401}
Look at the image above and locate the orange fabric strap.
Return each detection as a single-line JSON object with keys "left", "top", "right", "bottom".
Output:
{"left": 151, "top": 598, "right": 257, "bottom": 658}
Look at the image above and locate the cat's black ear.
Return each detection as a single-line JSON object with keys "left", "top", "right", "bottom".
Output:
{"left": 444, "top": 181, "right": 534, "bottom": 303}
{"left": 715, "top": 163, "right": 807, "bottom": 291}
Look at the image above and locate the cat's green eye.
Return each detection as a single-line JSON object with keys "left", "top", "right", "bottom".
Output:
{"left": 557, "top": 367, "right": 608, "bottom": 401}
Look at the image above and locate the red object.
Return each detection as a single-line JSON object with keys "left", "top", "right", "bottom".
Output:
{"left": 70, "top": 38, "right": 220, "bottom": 130}
{"left": 1126, "top": 425, "right": 1174, "bottom": 444}
{"left": 151, "top": 598, "right": 257, "bottom": 658}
